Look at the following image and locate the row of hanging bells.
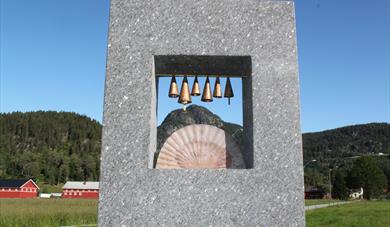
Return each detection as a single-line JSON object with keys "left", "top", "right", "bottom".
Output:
{"left": 169, "top": 75, "right": 234, "bottom": 110}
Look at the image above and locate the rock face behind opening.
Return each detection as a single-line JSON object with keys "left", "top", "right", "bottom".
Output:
{"left": 157, "top": 105, "right": 243, "bottom": 154}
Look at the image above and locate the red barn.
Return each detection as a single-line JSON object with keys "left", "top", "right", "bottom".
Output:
{"left": 0, "top": 179, "right": 39, "bottom": 198}
{"left": 304, "top": 186, "right": 326, "bottom": 199}
{"left": 62, "top": 181, "right": 99, "bottom": 199}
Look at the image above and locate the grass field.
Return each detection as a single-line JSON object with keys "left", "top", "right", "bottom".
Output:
{"left": 1, "top": 199, "right": 389, "bottom": 226}
{"left": 0, "top": 199, "right": 98, "bottom": 227}
{"left": 306, "top": 201, "right": 390, "bottom": 227}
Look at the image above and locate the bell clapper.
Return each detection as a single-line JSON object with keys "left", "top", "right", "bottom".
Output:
{"left": 183, "top": 104, "right": 187, "bottom": 112}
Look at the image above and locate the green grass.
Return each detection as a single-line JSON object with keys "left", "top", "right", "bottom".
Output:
{"left": 306, "top": 201, "right": 390, "bottom": 227}
{"left": 305, "top": 199, "right": 340, "bottom": 206}
{"left": 0, "top": 198, "right": 98, "bottom": 227}
{"left": 1, "top": 199, "right": 389, "bottom": 226}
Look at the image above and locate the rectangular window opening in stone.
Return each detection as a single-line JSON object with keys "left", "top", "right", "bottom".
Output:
{"left": 151, "top": 55, "right": 253, "bottom": 169}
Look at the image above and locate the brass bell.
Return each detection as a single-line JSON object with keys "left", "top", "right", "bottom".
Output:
{"left": 178, "top": 76, "right": 192, "bottom": 105}
{"left": 191, "top": 75, "right": 201, "bottom": 96}
{"left": 168, "top": 75, "right": 179, "bottom": 98}
{"left": 213, "top": 76, "right": 222, "bottom": 98}
{"left": 224, "top": 77, "right": 234, "bottom": 105}
{"left": 201, "top": 76, "right": 213, "bottom": 102}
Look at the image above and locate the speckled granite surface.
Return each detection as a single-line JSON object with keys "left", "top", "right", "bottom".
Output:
{"left": 99, "top": 0, "right": 304, "bottom": 226}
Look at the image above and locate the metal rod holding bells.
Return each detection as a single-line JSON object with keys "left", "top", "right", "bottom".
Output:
{"left": 156, "top": 74, "right": 246, "bottom": 78}
{"left": 201, "top": 76, "right": 213, "bottom": 102}
{"left": 224, "top": 77, "right": 234, "bottom": 105}
{"left": 213, "top": 76, "right": 222, "bottom": 98}
{"left": 178, "top": 76, "right": 192, "bottom": 110}
{"left": 168, "top": 75, "right": 179, "bottom": 98}
{"left": 191, "top": 75, "right": 201, "bottom": 96}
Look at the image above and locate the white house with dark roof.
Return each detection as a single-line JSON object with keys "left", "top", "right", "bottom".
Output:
{"left": 62, "top": 181, "right": 99, "bottom": 198}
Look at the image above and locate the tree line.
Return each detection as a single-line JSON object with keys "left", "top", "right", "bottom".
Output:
{"left": 0, "top": 111, "right": 389, "bottom": 197}
{"left": 302, "top": 123, "right": 390, "bottom": 200}
{"left": 0, "top": 111, "right": 101, "bottom": 184}
{"left": 331, "top": 156, "right": 389, "bottom": 200}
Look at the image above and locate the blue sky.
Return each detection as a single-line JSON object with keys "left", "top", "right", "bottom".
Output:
{"left": 0, "top": 0, "right": 389, "bottom": 132}
{"left": 158, "top": 76, "right": 243, "bottom": 126}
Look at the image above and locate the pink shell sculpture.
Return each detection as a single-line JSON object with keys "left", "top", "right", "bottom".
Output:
{"left": 156, "top": 124, "right": 245, "bottom": 169}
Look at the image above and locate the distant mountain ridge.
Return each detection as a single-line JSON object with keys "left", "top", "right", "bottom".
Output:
{"left": 0, "top": 109, "right": 388, "bottom": 185}
{"left": 0, "top": 111, "right": 101, "bottom": 183}
{"left": 303, "top": 123, "right": 389, "bottom": 167}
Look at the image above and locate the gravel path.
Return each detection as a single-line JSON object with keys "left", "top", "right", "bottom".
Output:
{"left": 305, "top": 201, "right": 356, "bottom": 211}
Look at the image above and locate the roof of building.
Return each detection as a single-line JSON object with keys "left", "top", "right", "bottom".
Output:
{"left": 62, "top": 181, "right": 99, "bottom": 190}
{"left": 0, "top": 179, "right": 39, "bottom": 189}
{"left": 304, "top": 186, "right": 324, "bottom": 193}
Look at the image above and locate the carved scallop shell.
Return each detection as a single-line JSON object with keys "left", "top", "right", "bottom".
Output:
{"left": 156, "top": 124, "right": 245, "bottom": 169}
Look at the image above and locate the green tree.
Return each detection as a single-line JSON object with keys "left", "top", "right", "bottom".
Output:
{"left": 58, "top": 164, "right": 70, "bottom": 184}
{"left": 82, "top": 154, "right": 97, "bottom": 180}
{"left": 378, "top": 159, "right": 390, "bottom": 189}
{"left": 47, "top": 167, "right": 56, "bottom": 185}
{"left": 24, "top": 162, "right": 41, "bottom": 179}
{"left": 0, "top": 111, "right": 101, "bottom": 184}
{"left": 304, "top": 168, "right": 329, "bottom": 191}
{"left": 69, "top": 154, "right": 84, "bottom": 180}
{"left": 305, "top": 169, "right": 322, "bottom": 186}
{"left": 347, "top": 156, "right": 387, "bottom": 199}
{"left": 332, "top": 170, "right": 348, "bottom": 200}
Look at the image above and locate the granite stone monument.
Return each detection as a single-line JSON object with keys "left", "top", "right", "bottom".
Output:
{"left": 99, "top": 0, "right": 305, "bottom": 226}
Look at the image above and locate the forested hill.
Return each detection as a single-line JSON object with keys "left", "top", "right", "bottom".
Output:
{"left": 302, "top": 123, "right": 390, "bottom": 191}
{"left": 303, "top": 123, "right": 390, "bottom": 168}
{"left": 0, "top": 110, "right": 389, "bottom": 185}
{"left": 0, "top": 111, "right": 101, "bottom": 184}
